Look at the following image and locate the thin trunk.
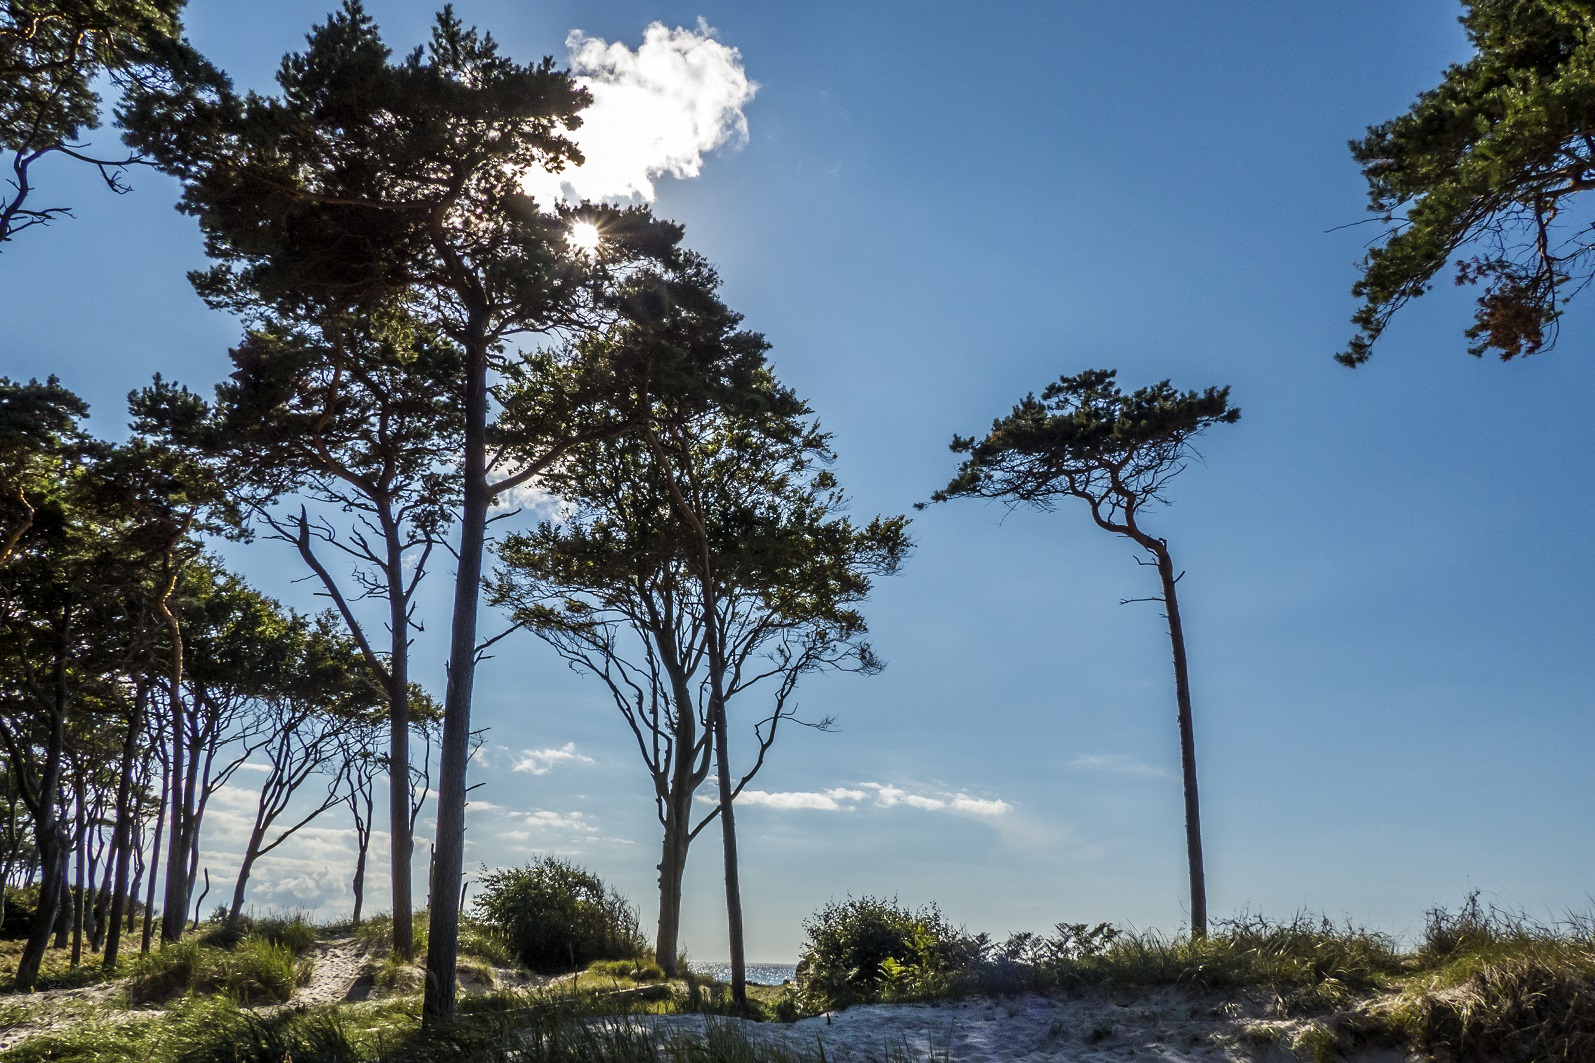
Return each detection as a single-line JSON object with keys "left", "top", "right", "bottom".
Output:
{"left": 158, "top": 629, "right": 188, "bottom": 943}
{"left": 105, "top": 681, "right": 149, "bottom": 966}
{"left": 383, "top": 513, "right": 414, "bottom": 960}
{"left": 140, "top": 755, "right": 168, "bottom": 955}
{"left": 1154, "top": 543, "right": 1207, "bottom": 940}
{"left": 70, "top": 779, "right": 85, "bottom": 965}
{"left": 423, "top": 330, "right": 490, "bottom": 1025}
{"left": 351, "top": 778, "right": 372, "bottom": 926}
{"left": 15, "top": 609, "right": 72, "bottom": 989}
{"left": 710, "top": 692, "right": 746, "bottom": 1003}
{"left": 228, "top": 826, "right": 265, "bottom": 922}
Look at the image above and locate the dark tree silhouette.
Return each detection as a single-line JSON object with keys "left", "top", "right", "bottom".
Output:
{"left": 929, "top": 368, "right": 1238, "bottom": 940}
{"left": 1343, "top": 0, "right": 1595, "bottom": 364}
{"left": 0, "top": 0, "right": 187, "bottom": 245}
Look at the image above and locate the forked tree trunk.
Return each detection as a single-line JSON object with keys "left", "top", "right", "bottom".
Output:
{"left": 1152, "top": 540, "right": 1207, "bottom": 939}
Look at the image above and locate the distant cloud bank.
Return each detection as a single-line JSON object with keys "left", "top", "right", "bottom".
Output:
{"left": 731, "top": 781, "right": 1011, "bottom": 818}
{"left": 520, "top": 19, "right": 757, "bottom": 205}
{"left": 512, "top": 742, "right": 595, "bottom": 775}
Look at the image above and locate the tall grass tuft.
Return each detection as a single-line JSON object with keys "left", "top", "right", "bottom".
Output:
{"left": 1382, "top": 896, "right": 1595, "bottom": 1062}
{"left": 127, "top": 934, "right": 309, "bottom": 1004}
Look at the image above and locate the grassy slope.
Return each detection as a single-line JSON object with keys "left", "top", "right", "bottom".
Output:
{"left": 5, "top": 900, "right": 1595, "bottom": 1062}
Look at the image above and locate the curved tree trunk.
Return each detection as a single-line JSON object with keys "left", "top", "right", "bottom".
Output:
{"left": 1153, "top": 540, "right": 1207, "bottom": 940}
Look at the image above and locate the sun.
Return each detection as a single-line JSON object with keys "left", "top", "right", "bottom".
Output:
{"left": 567, "top": 221, "right": 602, "bottom": 254}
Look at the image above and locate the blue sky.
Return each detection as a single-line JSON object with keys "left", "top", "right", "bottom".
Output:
{"left": 5, "top": 0, "right": 1595, "bottom": 962}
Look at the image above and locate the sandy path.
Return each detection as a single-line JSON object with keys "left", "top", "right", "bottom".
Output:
{"left": 641, "top": 991, "right": 1422, "bottom": 1063}
{"left": 292, "top": 936, "right": 368, "bottom": 1006}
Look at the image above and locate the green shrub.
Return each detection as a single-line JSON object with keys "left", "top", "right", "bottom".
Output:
{"left": 472, "top": 857, "right": 645, "bottom": 974}
{"left": 795, "top": 896, "right": 977, "bottom": 1009}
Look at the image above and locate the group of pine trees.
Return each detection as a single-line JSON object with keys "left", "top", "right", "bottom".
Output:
{"left": 7, "top": 0, "right": 1590, "bottom": 1026}
{"left": 2, "top": 0, "right": 910, "bottom": 1019}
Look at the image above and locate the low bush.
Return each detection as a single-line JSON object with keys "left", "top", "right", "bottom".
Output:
{"left": 795, "top": 896, "right": 978, "bottom": 1009}
{"left": 472, "top": 857, "right": 645, "bottom": 974}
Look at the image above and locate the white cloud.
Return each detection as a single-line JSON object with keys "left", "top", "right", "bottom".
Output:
{"left": 1067, "top": 753, "right": 1170, "bottom": 779}
{"left": 738, "top": 789, "right": 857, "bottom": 811}
{"left": 512, "top": 742, "right": 595, "bottom": 775}
{"left": 710, "top": 781, "right": 1010, "bottom": 819}
{"left": 521, "top": 19, "right": 757, "bottom": 205}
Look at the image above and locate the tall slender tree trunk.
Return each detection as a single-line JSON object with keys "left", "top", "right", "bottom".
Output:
{"left": 382, "top": 515, "right": 415, "bottom": 960}
{"left": 709, "top": 690, "right": 746, "bottom": 1004}
{"left": 1153, "top": 541, "right": 1207, "bottom": 939}
{"left": 423, "top": 326, "right": 490, "bottom": 1025}
{"left": 158, "top": 602, "right": 189, "bottom": 943}
{"left": 141, "top": 749, "right": 168, "bottom": 955}
{"left": 105, "top": 681, "right": 149, "bottom": 966}
{"left": 70, "top": 779, "right": 86, "bottom": 965}
{"left": 16, "top": 609, "right": 73, "bottom": 990}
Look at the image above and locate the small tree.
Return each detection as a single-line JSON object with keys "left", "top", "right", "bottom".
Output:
{"left": 226, "top": 616, "right": 382, "bottom": 922}
{"left": 929, "top": 368, "right": 1239, "bottom": 939}
{"left": 1343, "top": 0, "right": 1595, "bottom": 364}
{"left": 493, "top": 406, "right": 908, "bottom": 978}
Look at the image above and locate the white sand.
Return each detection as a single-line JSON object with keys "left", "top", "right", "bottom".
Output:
{"left": 641, "top": 991, "right": 1422, "bottom": 1063}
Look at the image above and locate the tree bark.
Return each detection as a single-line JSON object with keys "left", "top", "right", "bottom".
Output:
{"left": 1153, "top": 541, "right": 1207, "bottom": 940}
{"left": 710, "top": 692, "right": 746, "bottom": 1003}
{"left": 15, "top": 609, "right": 73, "bottom": 990}
{"left": 654, "top": 799, "right": 691, "bottom": 974}
{"left": 423, "top": 327, "right": 490, "bottom": 1025}
{"left": 382, "top": 512, "right": 415, "bottom": 960}
{"left": 158, "top": 609, "right": 189, "bottom": 943}
{"left": 140, "top": 749, "right": 168, "bottom": 955}
{"left": 104, "top": 680, "right": 149, "bottom": 966}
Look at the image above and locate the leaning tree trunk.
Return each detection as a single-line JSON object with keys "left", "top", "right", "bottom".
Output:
{"left": 15, "top": 611, "right": 73, "bottom": 990}
{"left": 424, "top": 325, "right": 490, "bottom": 1025}
{"left": 1153, "top": 540, "right": 1207, "bottom": 940}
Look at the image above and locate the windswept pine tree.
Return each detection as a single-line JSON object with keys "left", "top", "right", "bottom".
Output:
{"left": 929, "top": 369, "right": 1238, "bottom": 940}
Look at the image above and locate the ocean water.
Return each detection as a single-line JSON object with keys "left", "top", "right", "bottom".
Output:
{"left": 690, "top": 962, "right": 797, "bottom": 986}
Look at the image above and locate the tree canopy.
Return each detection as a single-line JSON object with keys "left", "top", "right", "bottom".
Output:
{"left": 1343, "top": 0, "right": 1595, "bottom": 364}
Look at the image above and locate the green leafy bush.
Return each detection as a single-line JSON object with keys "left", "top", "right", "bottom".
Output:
{"left": 795, "top": 896, "right": 977, "bottom": 1008}
{"left": 472, "top": 857, "right": 645, "bottom": 974}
